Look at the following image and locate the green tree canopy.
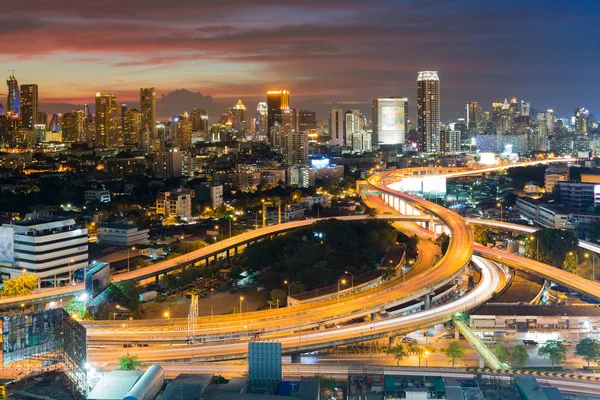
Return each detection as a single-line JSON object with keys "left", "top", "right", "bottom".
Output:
{"left": 387, "top": 344, "right": 409, "bottom": 366}
{"left": 526, "top": 229, "right": 578, "bottom": 268}
{"left": 575, "top": 338, "right": 600, "bottom": 367}
{"left": 441, "top": 341, "right": 466, "bottom": 367}
{"left": 538, "top": 340, "right": 567, "bottom": 368}
{"left": 511, "top": 345, "right": 529, "bottom": 367}
{"left": 117, "top": 354, "right": 141, "bottom": 370}
{"left": 493, "top": 345, "right": 510, "bottom": 364}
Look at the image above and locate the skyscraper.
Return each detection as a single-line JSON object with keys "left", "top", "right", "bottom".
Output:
{"left": 417, "top": 71, "right": 440, "bottom": 152}
{"left": 256, "top": 102, "right": 268, "bottom": 135}
{"left": 267, "top": 90, "right": 289, "bottom": 140}
{"left": 62, "top": 110, "right": 86, "bottom": 142}
{"left": 124, "top": 108, "right": 142, "bottom": 142}
{"left": 192, "top": 108, "right": 208, "bottom": 141}
{"left": 546, "top": 109, "right": 555, "bottom": 136}
{"left": 371, "top": 98, "right": 408, "bottom": 147}
{"left": 20, "top": 84, "right": 38, "bottom": 129}
{"left": 6, "top": 75, "right": 20, "bottom": 116}
{"left": 467, "top": 102, "right": 478, "bottom": 130}
{"left": 329, "top": 106, "right": 344, "bottom": 147}
{"left": 95, "top": 92, "right": 120, "bottom": 147}
{"left": 140, "top": 87, "right": 157, "bottom": 137}
{"left": 232, "top": 100, "right": 247, "bottom": 134}
{"left": 298, "top": 110, "right": 317, "bottom": 133}
{"left": 344, "top": 109, "right": 362, "bottom": 148}
{"left": 175, "top": 112, "right": 192, "bottom": 149}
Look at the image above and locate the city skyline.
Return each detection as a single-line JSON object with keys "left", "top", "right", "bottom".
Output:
{"left": 1, "top": 0, "right": 598, "bottom": 120}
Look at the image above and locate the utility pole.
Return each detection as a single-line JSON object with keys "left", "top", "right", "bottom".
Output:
{"left": 188, "top": 294, "right": 198, "bottom": 343}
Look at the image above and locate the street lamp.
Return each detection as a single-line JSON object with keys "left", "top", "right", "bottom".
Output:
{"left": 210, "top": 288, "right": 214, "bottom": 324}
{"left": 496, "top": 202, "right": 503, "bottom": 222}
{"left": 529, "top": 236, "right": 539, "bottom": 262}
{"left": 284, "top": 280, "right": 291, "bottom": 298}
{"left": 228, "top": 216, "right": 237, "bottom": 238}
{"left": 344, "top": 271, "right": 354, "bottom": 292}
{"left": 164, "top": 311, "right": 170, "bottom": 320}
{"left": 585, "top": 253, "right": 595, "bottom": 282}
{"left": 239, "top": 296, "right": 244, "bottom": 323}
{"left": 127, "top": 246, "right": 136, "bottom": 273}
{"left": 337, "top": 278, "right": 347, "bottom": 304}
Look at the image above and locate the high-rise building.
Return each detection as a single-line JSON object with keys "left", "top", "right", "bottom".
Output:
{"left": 467, "top": 102, "right": 479, "bottom": 130}
{"left": 344, "top": 109, "right": 362, "bottom": 148}
{"left": 62, "top": 110, "right": 86, "bottom": 142}
{"left": 417, "top": 71, "right": 440, "bottom": 152}
{"left": 232, "top": 100, "right": 247, "bottom": 135}
{"left": 6, "top": 75, "right": 19, "bottom": 116}
{"left": 37, "top": 111, "right": 47, "bottom": 127}
{"left": 140, "top": 87, "right": 157, "bottom": 138}
{"left": 95, "top": 92, "right": 121, "bottom": 147}
{"left": 575, "top": 107, "right": 589, "bottom": 135}
{"left": 267, "top": 90, "right": 289, "bottom": 140}
{"left": 124, "top": 108, "right": 142, "bottom": 143}
{"left": 175, "top": 112, "right": 192, "bottom": 149}
{"left": 298, "top": 110, "right": 317, "bottom": 133}
{"left": 192, "top": 108, "right": 208, "bottom": 132}
{"left": 257, "top": 102, "right": 268, "bottom": 135}
{"left": 521, "top": 100, "right": 530, "bottom": 117}
{"left": 546, "top": 109, "right": 555, "bottom": 136}
{"left": 329, "top": 106, "right": 344, "bottom": 147}
{"left": 20, "top": 84, "right": 38, "bottom": 129}
{"left": 371, "top": 98, "right": 408, "bottom": 147}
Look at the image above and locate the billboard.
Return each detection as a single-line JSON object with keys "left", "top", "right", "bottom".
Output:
{"left": 85, "top": 261, "right": 110, "bottom": 299}
{"left": 248, "top": 342, "right": 282, "bottom": 382}
{"left": 422, "top": 176, "right": 447, "bottom": 194}
{"left": 0, "top": 226, "right": 14, "bottom": 264}
{"left": 381, "top": 106, "right": 405, "bottom": 132}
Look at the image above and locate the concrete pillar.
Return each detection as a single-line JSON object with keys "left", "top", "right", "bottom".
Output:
{"left": 479, "top": 355, "right": 485, "bottom": 368}
{"left": 54, "top": 275, "right": 57, "bottom": 287}
{"left": 278, "top": 202, "right": 281, "bottom": 224}
{"left": 424, "top": 294, "right": 431, "bottom": 309}
{"left": 262, "top": 203, "right": 266, "bottom": 227}
{"left": 291, "top": 353, "right": 301, "bottom": 363}
{"left": 429, "top": 214, "right": 434, "bottom": 232}
{"left": 389, "top": 336, "right": 398, "bottom": 348}
{"left": 370, "top": 312, "right": 377, "bottom": 321}
{"left": 234, "top": 246, "right": 238, "bottom": 256}
{"left": 455, "top": 328, "right": 460, "bottom": 340}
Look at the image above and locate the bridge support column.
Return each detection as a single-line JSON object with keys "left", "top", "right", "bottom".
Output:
{"left": 479, "top": 355, "right": 485, "bottom": 368}
{"left": 429, "top": 214, "right": 434, "bottom": 232}
{"left": 455, "top": 328, "right": 460, "bottom": 340}
{"left": 388, "top": 336, "right": 399, "bottom": 348}
{"left": 424, "top": 294, "right": 431, "bottom": 309}
{"left": 290, "top": 353, "right": 301, "bottom": 364}
{"left": 370, "top": 313, "right": 377, "bottom": 321}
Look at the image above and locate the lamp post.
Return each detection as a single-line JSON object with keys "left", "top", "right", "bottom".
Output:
{"left": 127, "top": 246, "right": 136, "bottom": 273}
{"left": 284, "top": 280, "right": 291, "bottom": 298}
{"left": 344, "top": 271, "right": 354, "bottom": 292}
{"left": 239, "top": 296, "right": 244, "bottom": 323}
{"left": 569, "top": 251, "right": 579, "bottom": 275}
{"left": 214, "top": 225, "right": 220, "bottom": 241}
{"left": 585, "top": 253, "right": 596, "bottom": 282}
{"left": 210, "top": 288, "right": 214, "bottom": 324}
{"left": 496, "top": 202, "right": 503, "bottom": 222}
{"left": 164, "top": 311, "right": 170, "bottom": 320}
{"left": 337, "top": 278, "right": 347, "bottom": 304}
{"left": 529, "top": 236, "right": 539, "bottom": 262}
{"left": 228, "top": 216, "right": 237, "bottom": 238}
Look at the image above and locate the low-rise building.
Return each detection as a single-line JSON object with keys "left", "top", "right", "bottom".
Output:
{"left": 84, "top": 189, "right": 111, "bottom": 203}
{"left": 545, "top": 165, "right": 569, "bottom": 194}
{"left": 156, "top": 188, "right": 193, "bottom": 221}
{"left": 300, "top": 195, "right": 330, "bottom": 209}
{"left": 0, "top": 216, "right": 88, "bottom": 286}
{"left": 97, "top": 223, "right": 149, "bottom": 246}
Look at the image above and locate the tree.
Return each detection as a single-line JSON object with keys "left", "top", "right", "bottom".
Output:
{"left": 435, "top": 233, "right": 450, "bottom": 255}
{"left": 404, "top": 235, "right": 419, "bottom": 261}
{"left": 526, "top": 228, "right": 579, "bottom": 268}
{"left": 107, "top": 281, "right": 141, "bottom": 312}
{"left": 511, "top": 345, "right": 529, "bottom": 367}
{"left": 270, "top": 289, "right": 287, "bottom": 306}
{"left": 441, "top": 341, "right": 466, "bottom": 367}
{"left": 1, "top": 273, "right": 39, "bottom": 297}
{"left": 117, "top": 354, "right": 141, "bottom": 370}
{"left": 387, "top": 344, "right": 409, "bottom": 366}
{"left": 575, "top": 338, "right": 600, "bottom": 367}
{"left": 538, "top": 340, "right": 567, "bottom": 368}
{"left": 493, "top": 345, "right": 510, "bottom": 364}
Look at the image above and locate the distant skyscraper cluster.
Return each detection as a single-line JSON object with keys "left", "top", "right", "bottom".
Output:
{"left": 0, "top": 71, "right": 596, "bottom": 160}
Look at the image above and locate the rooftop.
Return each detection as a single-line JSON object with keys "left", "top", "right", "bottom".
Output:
{"left": 472, "top": 304, "right": 600, "bottom": 317}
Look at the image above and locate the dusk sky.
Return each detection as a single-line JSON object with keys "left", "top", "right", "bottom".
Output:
{"left": 1, "top": 0, "right": 598, "bottom": 121}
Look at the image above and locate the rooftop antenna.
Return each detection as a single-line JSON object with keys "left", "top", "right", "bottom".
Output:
{"left": 8, "top": 69, "right": 21, "bottom": 76}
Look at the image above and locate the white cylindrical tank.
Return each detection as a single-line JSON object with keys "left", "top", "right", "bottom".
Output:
{"left": 123, "top": 364, "right": 164, "bottom": 400}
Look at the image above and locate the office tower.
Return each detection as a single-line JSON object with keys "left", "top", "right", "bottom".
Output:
{"left": 62, "top": 110, "right": 86, "bottom": 142}
{"left": 124, "top": 108, "right": 142, "bottom": 143}
{"left": 344, "top": 109, "right": 361, "bottom": 148}
{"left": 417, "top": 71, "right": 440, "bottom": 152}
{"left": 536, "top": 113, "right": 548, "bottom": 151}
{"left": 276, "top": 108, "right": 308, "bottom": 165}
{"left": 521, "top": 100, "right": 530, "bottom": 117}
{"left": 140, "top": 87, "right": 157, "bottom": 138}
{"left": 37, "top": 111, "right": 47, "bottom": 127}
{"left": 575, "top": 107, "right": 589, "bottom": 134}
{"left": 371, "top": 97, "right": 408, "bottom": 148}
{"left": 267, "top": 90, "right": 289, "bottom": 139}
{"left": 329, "top": 106, "right": 344, "bottom": 146}
{"left": 175, "top": 112, "right": 192, "bottom": 149}
{"left": 20, "top": 84, "right": 38, "bottom": 129}
{"left": 232, "top": 100, "right": 247, "bottom": 134}
{"left": 95, "top": 92, "right": 121, "bottom": 147}
{"left": 192, "top": 108, "right": 208, "bottom": 133}
{"left": 546, "top": 109, "right": 555, "bottom": 135}
{"left": 257, "top": 102, "right": 268, "bottom": 134}
{"left": 6, "top": 75, "right": 20, "bottom": 116}
{"left": 466, "top": 102, "right": 479, "bottom": 130}
{"left": 290, "top": 108, "right": 299, "bottom": 134}
{"left": 298, "top": 110, "right": 317, "bottom": 133}
{"left": 120, "top": 103, "right": 127, "bottom": 134}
